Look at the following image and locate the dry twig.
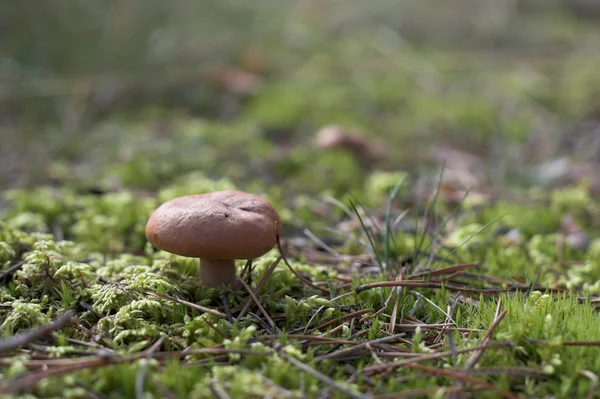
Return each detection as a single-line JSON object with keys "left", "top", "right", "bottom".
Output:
{"left": 0, "top": 311, "right": 75, "bottom": 354}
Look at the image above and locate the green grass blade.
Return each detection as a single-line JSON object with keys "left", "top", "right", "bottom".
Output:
{"left": 385, "top": 175, "right": 407, "bottom": 273}
{"left": 349, "top": 198, "right": 384, "bottom": 272}
{"left": 441, "top": 212, "right": 507, "bottom": 264}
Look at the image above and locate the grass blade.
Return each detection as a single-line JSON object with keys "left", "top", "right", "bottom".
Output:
{"left": 349, "top": 198, "right": 384, "bottom": 271}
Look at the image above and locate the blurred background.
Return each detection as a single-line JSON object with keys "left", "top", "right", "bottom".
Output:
{"left": 1, "top": 0, "right": 600, "bottom": 196}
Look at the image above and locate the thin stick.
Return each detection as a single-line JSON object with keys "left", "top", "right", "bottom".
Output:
{"left": 208, "top": 380, "right": 231, "bottom": 399}
{"left": 579, "top": 370, "right": 599, "bottom": 399}
{"left": 389, "top": 288, "right": 400, "bottom": 334}
{"left": 202, "top": 318, "right": 228, "bottom": 339}
{"left": 406, "top": 363, "right": 518, "bottom": 399}
{"left": 276, "top": 350, "right": 369, "bottom": 399}
{"left": 258, "top": 335, "right": 357, "bottom": 345}
{"left": 0, "top": 311, "right": 74, "bottom": 354}
{"left": 409, "top": 263, "right": 480, "bottom": 279}
{"left": 364, "top": 288, "right": 397, "bottom": 320}
{"left": 355, "top": 280, "right": 564, "bottom": 295}
{"left": 237, "top": 277, "right": 277, "bottom": 331}
{"left": 316, "top": 333, "right": 407, "bottom": 361}
{"left": 135, "top": 336, "right": 165, "bottom": 399}
{"left": 304, "top": 306, "right": 327, "bottom": 334}
{"left": 304, "top": 228, "right": 341, "bottom": 257}
{"left": 0, "top": 348, "right": 265, "bottom": 392}
{"left": 277, "top": 235, "right": 329, "bottom": 294}
{"left": 237, "top": 254, "right": 283, "bottom": 319}
{"left": 530, "top": 340, "right": 600, "bottom": 346}
{"left": 143, "top": 290, "right": 226, "bottom": 319}
{"left": 449, "top": 300, "right": 506, "bottom": 399}
{"left": 372, "top": 385, "right": 485, "bottom": 399}
{"left": 465, "top": 302, "right": 506, "bottom": 369}
{"left": 220, "top": 294, "right": 233, "bottom": 324}
{"left": 0, "top": 261, "right": 25, "bottom": 282}
{"left": 305, "top": 309, "right": 372, "bottom": 334}
{"left": 362, "top": 341, "right": 514, "bottom": 375}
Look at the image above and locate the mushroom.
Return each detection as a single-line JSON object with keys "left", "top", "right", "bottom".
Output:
{"left": 145, "top": 190, "right": 282, "bottom": 287}
{"left": 314, "top": 125, "right": 388, "bottom": 165}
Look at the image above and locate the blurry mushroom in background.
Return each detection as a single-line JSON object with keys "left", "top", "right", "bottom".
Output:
{"left": 560, "top": 214, "right": 590, "bottom": 251}
{"left": 203, "top": 68, "right": 262, "bottom": 95}
{"left": 314, "top": 125, "right": 388, "bottom": 165}
{"left": 146, "top": 190, "right": 282, "bottom": 288}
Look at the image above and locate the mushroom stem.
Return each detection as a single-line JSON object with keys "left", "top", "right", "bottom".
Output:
{"left": 199, "top": 259, "right": 237, "bottom": 287}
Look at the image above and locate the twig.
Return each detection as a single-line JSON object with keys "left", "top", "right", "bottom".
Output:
{"left": 458, "top": 367, "right": 548, "bottom": 378}
{"left": 364, "top": 288, "right": 397, "bottom": 320}
{"left": 277, "top": 234, "right": 329, "bottom": 294}
{"left": 449, "top": 299, "right": 506, "bottom": 399}
{"left": 135, "top": 336, "right": 165, "bottom": 399}
{"left": 0, "top": 348, "right": 265, "bottom": 393}
{"left": 305, "top": 309, "right": 372, "bottom": 334}
{"left": 389, "top": 278, "right": 402, "bottom": 334}
{"left": 372, "top": 385, "right": 485, "bottom": 398}
{"left": 345, "top": 363, "right": 388, "bottom": 394}
{"left": 0, "top": 311, "right": 75, "bottom": 354}
{"left": 208, "top": 379, "right": 231, "bottom": 399}
{"left": 579, "top": 370, "right": 599, "bottom": 399}
{"left": 362, "top": 341, "right": 515, "bottom": 376}
{"left": 446, "top": 333, "right": 458, "bottom": 366}
{"left": 258, "top": 374, "right": 295, "bottom": 398}
{"left": 237, "top": 277, "right": 278, "bottom": 332}
{"left": 465, "top": 301, "right": 506, "bottom": 369}
{"left": 247, "top": 312, "right": 276, "bottom": 335}
{"left": 528, "top": 340, "right": 600, "bottom": 346}
{"left": 202, "top": 318, "right": 228, "bottom": 339}
{"left": 407, "top": 364, "right": 518, "bottom": 399}
{"left": 385, "top": 323, "right": 480, "bottom": 333}
{"left": 143, "top": 290, "right": 226, "bottom": 319}
{"left": 304, "top": 228, "right": 341, "bottom": 257}
{"left": 220, "top": 294, "right": 233, "bottom": 324}
{"left": 237, "top": 254, "right": 283, "bottom": 319}
{"left": 409, "top": 290, "right": 457, "bottom": 327}
{"left": 238, "top": 259, "right": 253, "bottom": 282}
{"left": 258, "top": 334, "right": 356, "bottom": 345}
{"left": 366, "top": 343, "right": 383, "bottom": 364}
{"left": 153, "top": 380, "right": 178, "bottom": 399}
{"left": 316, "top": 333, "right": 407, "bottom": 361}
{"left": 330, "top": 291, "right": 355, "bottom": 302}
{"left": 355, "top": 280, "right": 564, "bottom": 295}
{"left": 304, "top": 306, "right": 327, "bottom": 334}
{"left": 0, "top": 261, "right": 25, "bottom": 283}
{"left": 275, "top": 349, "right": 368, "bottom": 399}
{"left": 408, "top": 263, "right": 480, "bottom": 279}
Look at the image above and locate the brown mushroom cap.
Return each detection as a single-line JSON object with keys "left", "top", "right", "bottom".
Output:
{"left": 314, "top": 125, "right": 388, "bottom": 164}
{"left": 146, "top": 190, "right": 281, "bottom": 259}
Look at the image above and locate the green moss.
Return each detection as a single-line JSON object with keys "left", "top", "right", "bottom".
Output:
{"left": 157, "top": 171, "right": 237, "bottom": 203}
{"left": 365, "top": 170, "right": 409, "bottom": 204}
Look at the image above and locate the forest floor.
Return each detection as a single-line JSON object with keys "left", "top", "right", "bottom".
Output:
{"left": 1, "top": 1, "right": 600, "bottom": 398}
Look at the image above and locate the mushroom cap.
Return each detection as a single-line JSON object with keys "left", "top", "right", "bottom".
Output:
{"left": 146, "top": 190, "right": 281, "bottom": 259}
{"left": 314, "top": 125, "right": 388, "bottom": 163}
